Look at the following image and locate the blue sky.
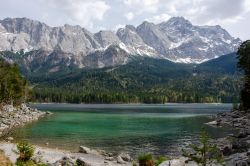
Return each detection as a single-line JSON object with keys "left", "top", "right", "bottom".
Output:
{"left": 0, "top": 0, "right": 249, "bottom": 40}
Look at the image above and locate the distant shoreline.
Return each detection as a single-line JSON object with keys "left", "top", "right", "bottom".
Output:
{"left": 29, "top": 102, "right": 229, "bottom": 105}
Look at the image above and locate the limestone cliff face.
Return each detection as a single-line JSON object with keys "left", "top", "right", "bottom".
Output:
{"left": 0, "top": 17, "right": 241, "bottom": 69}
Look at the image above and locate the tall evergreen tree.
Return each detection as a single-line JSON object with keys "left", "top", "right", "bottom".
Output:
{"left": 237, "top": 40, "right": 250, "bottom": 111}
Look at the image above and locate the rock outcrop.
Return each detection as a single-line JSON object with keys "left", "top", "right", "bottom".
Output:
{"left": 212, "top": 110, "right": 250, "bottom": 165}
{"left": 0, "top": 103, "right": 47, "bottom": 137}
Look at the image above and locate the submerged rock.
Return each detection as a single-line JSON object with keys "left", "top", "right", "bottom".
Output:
{"left": 205, "top": 120, "right": 219, "bottom": 126}
{"left": 46, "top": 111, "right": 52, "bottom": 115}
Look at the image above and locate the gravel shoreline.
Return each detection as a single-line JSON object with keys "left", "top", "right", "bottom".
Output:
{"left": 0, "top": 142, "right": 133, "bottom": 166}
{"left": 0, "top": 104, "right": 48, "bottom": 137}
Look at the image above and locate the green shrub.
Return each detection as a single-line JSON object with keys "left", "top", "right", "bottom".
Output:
{"left": 16, "top": 141, "right": 35, "bottom": 162}
{"left": 16, "top": 159, "right": 35, "bottom": 166}
{"left": 37, "top": 164, "right": 49, "bottom": 166}
{"left": 182, "top": 129, "right": 224, "bottom": 166}
{"left": 154, "top": 156, "right": 167, "bottom": 166}
{"left": 138, "top": 153, "right": 154, "bottom": 166}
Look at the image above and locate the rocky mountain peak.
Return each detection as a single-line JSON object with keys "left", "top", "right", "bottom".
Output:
{"left": 164, "top": 16, "right": 192, "bottom": 27}
{"left": 137, "top": 21, "right": 156, "bottom": 30}
{"left": 0, "top": 17, "right": 46, "bottom": 34}
{"left": 125, "top": 25, "right": 136, "bottom": 31}
{"left": 94, "top": 30, "right": 120, "bottom": 48}
{"left": 0, "top": 17, "right": 241, "bottom": 69}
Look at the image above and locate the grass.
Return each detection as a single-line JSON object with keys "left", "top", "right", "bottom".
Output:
{"left": 0, "top": 150, "right": 12, "bottom": 166}
{"left": 138, "top": 153, "right": 154, "bottom": 166}
{"left": 154, "top": 156, "right": 168, "bottom": 166}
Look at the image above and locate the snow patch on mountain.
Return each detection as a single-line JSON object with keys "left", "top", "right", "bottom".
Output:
{"left": 173, "top": 57, "right": 209, "bottom": 64}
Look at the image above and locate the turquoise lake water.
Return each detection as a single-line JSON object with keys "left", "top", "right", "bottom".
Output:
{"left": 10, "top": 103, "right": 233, "bottom": 157}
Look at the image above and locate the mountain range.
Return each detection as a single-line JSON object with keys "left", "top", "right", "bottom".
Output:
{"left": 0, "top": 16, "right": 242, "bottom": 103}
{"left": 0, "top": 17, "right": 241, "bottom": 69}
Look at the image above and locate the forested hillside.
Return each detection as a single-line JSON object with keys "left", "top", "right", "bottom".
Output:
{"left": 30, "top": 55, "right": 241, "bottom": 104}
{"left": 0, "top": 51, "right": 241, "bottom": 104}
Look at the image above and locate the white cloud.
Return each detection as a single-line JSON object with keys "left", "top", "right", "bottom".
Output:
{"left": 146, "top": 13, "right": 171, "bottom": 23}
{"left": 160, "top": 0, "right": 247, "bottom": 25}
{"left": 124, "top": 12, "right": 134, "bottom": 20}
{"left": 124, "top": 0, "right": 159, "bottom": 7}
{"left": 244, "top": 0, "right": 250, "bottom": 10}
{"left": 0, "top": 0, "right": 110, "bottom": 30}
{"left": 54, "top": 0, "right": 110, "bottom": 27}
{"left": 123, "top": 0, "right": 159, "bottom": 13}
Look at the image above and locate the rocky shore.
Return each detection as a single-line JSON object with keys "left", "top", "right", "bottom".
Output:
{"left": 159, "top": 109, "right": 250, "bottom": 166}
{"left": 0, "top": 142, "right": 133, "bottom": 166}
{"left": 0, "top": 104, "right": 48, "bottom": 137}
{"left": 209, "top": 109, "right": 250, "bottom": 166}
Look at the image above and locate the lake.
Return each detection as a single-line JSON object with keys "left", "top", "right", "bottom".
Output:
{"left": 10, "top": 103, "right": 233, "bottom": 157}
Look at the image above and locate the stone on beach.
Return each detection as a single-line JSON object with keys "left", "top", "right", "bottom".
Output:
{"left": 117, "top": 155, "right": 126, "bottom": 164}
{"left": 76, "top": 157, "right": 93, "bottom": 166}
{"left": 105, "top": 156, "right": 115, "bottom": 161}
{"left": 54, "top": 156, "right": 75, "bottom": 166}
{"left": 0, "top": 140, "right": 132, "bottom": 166}
{"left": 159, "top": 157, "right": 187, "bottom": 166}
{"left": 2, "top": 105, "right": 14, "bottom": 112}
{"left": 6, "top": 137, "right": 14, "bottom": 142}
{"left": 118, "top": 153, "right": 132, "bottom": 162}
{"left": 79, "top": 146, "right": 91, "bottom": 154}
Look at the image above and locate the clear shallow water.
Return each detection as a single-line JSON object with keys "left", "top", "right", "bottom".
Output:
{"left": 10, "top": 103, "right": 233, "bottom": 157}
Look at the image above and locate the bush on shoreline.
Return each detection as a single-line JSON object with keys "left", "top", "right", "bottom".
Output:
{"left": 137, "top": 153, "right": 167, "bottom": 166}
{"left": 138, "top": 153, "right": 154, "bottom": 166}
{"left": 16, "top": 141, "right": 35, "bottom": 166}
{"left": 182, "top": 129, "right": 224, "bottom": 166}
